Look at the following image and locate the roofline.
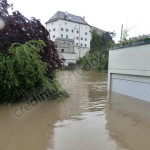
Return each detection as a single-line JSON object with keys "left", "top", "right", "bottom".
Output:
{"left": 45, "top": 18, "right": 91, "bottom": 27}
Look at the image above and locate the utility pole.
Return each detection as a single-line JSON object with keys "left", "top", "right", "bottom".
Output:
{"left": 120, "top": 24, "right": 123, "bottom": 41}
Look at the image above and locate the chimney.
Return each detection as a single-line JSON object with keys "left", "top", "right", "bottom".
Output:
{"left": 65, "top": 11, "right": 68, "bottom": 16}
{"left": 65, "top": 11, "right": 68, "bottom": 20}
{"left": 69, "top": 16, "right": 72, "bottom": 20}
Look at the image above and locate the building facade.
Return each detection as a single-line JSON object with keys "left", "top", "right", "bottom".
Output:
{"left": 45, "top": 11, "right": 91, "bottom": 65}
{"left": 108, "top": 42, "right": 150, "bottom": 102}
{"left": 55, "top": 38, "right": 76, "bottom": 65}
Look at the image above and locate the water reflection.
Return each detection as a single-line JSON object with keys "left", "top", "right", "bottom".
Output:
{"left": 106, "top": 92, "right": 150, "bottom": 150}
{"left": 47, "top": 71, "right": 125, "bottom": 150}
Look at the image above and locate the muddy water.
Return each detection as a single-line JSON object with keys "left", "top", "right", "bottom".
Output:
{"left": 0, "top": 71, "right": 150, "bottom": 150}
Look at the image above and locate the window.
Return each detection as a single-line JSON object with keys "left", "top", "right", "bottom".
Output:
{"left": 77, "top": 31, "right": 79, "bottom": 33}
{"left": 65, "top": 22, "right": 67, "bottom": 25}
{"left": 76, "top": 37, "right": 79, "bottom": 40}
{"left": 53, "top": 35, "right": 55, "bottom": 38}
{"left": 72, "top": 30, "right": 73, "bottom": 33}
{"left": 81, "top": 43, "right": 82, "bottom": 47}
{"left": 53, "top": 28, "right": 55, "bottom": 31}
{"left": 66, "top": 35, "right": 68, "bottom": 38}
{"left": 85, "top": 38, "right": 87, "bottom": 41}
{"left": 85, "top": 32, "right": 87, "bottom": 35}
{"left": 81, "top": 37, "right": 83, "bottom": 40}
{"left": 49, "top": 29, "right": 51, "bottom": 32}
{"left": 61, "top": 49, "right": 64, "bottom": 52}
{"left": 66, "top": 29, "right": 69, "bottom": 32}
{"left": 76, "top": 43, "right": 78, "bottom": 46}
{"left": 61, "top": 34, "right": 63, "bottom": 38}
{"left": 85, "top": 44, "right": 87, "bottom": 47}
{"left": 61, "top": 28, "right": 64, "bottom": 31}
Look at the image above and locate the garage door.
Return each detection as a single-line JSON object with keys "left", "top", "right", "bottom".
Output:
{"left": 111, "top": 74, "right": 150, "bottom": 102}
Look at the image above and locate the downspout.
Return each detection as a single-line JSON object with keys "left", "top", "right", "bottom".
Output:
{"left": 79, "top": 24, "right": 81, "bottom": 58}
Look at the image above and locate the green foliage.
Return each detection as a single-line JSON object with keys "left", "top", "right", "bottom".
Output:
{"left": 78, "top": 51, "right": 98, "bottom": 67}
{"left": 78, "top": 51, "right": 108, "bottom": 71}
{"left": 90, "top": 29, "right": 102, "bottom": 51}
{"left": 122, "top": 28, "right": 130, "bottom": 41}
{"left": 114, "top": 37, "right": 150, "bottom": 47}
{"left": 45, "top": 78, "right": 69, "bottom": 99}
{"left": 0, "top": 40, "right": 68, "bottom": 103}
{"left": 89, "top": 29, "right": 114, "bottom": 70}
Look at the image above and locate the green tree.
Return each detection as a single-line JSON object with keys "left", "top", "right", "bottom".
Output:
{"left": 121, "top": 27, "right": 131, "bottom": 41}
{"left": 0, "top": 40, "right": 67, "bottom": 103}
{"left": 90, "top": 29, "right": 114, "bottom": 70}
{"left": 90, "top": 29, "right": 103, "bottom": 51}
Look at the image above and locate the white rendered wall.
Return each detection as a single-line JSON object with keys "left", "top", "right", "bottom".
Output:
{"left": 46, "top": 19, "right": 91, "bottom": 58}
{"left": 108, "top": 44, "right": 150, "bottom": 91}
{"left": 46, "top": 21, "right": 59, "bottom": 41}
{"left": 60, "top": 52, "right": 76, "bottom": 65}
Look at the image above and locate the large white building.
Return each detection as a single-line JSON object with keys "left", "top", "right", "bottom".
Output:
{"left": 45, "top": 11, "right": 91, "bottom": 65}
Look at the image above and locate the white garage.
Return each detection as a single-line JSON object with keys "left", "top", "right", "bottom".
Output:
{"left": 108, "top": 43, "right": 150, "bottom": 102}
{"left": 111, "top": 74, "right": 150, "bottom": 102}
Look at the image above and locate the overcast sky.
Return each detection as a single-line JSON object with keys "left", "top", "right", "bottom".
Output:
{"left": 8, "top": 0, "right": 150, "bottom": 42}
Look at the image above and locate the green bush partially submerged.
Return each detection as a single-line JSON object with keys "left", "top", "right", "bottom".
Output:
{"left": 77, "top": 51, "right": 108, "bottom": 71}
{"left": 0, "top": 40, "right": 68, "bottom": 103}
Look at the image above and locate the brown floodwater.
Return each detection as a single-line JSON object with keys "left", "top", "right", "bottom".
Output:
{"left": 1, "top": 71, "right": 150, "bottom": 150}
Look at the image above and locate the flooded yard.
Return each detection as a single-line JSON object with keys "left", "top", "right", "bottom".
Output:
{"left": 0, "top": 71, "right": 150, "bottom": 150}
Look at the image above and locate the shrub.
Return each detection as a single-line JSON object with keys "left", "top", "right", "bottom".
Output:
{"left": 0, "top": 40, "right": 67, "bottom": 103}
{"left": 78, "top": 51, "right": 108, "bottom": 71}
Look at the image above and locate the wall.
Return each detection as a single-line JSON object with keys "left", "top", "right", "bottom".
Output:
{"left": 108, "top": 44, "right": 150, "bottom": 91}
{"left": 46, "top": 21, "right": 59, "bottom": 41}
{"left": 46, "top": 19, "right": 91, "bottom": 55}
{"left": 59, "top": 52, "right": 76, "bottom": 65}
{"left": 55, "top": 40, "right": 74, "bottom": 53}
